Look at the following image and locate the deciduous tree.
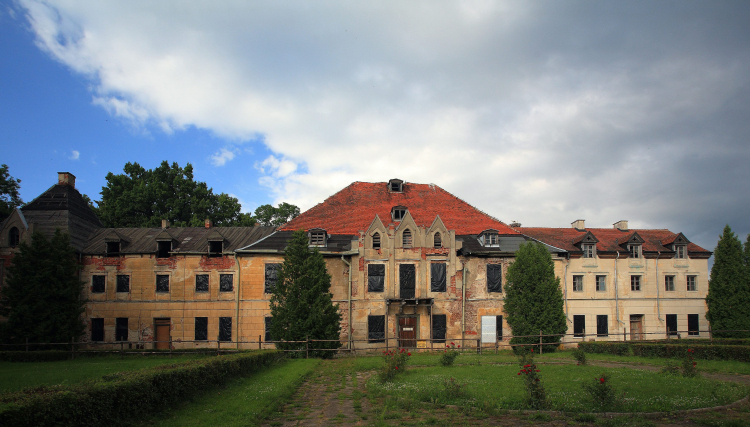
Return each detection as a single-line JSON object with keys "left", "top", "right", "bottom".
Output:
{"left": 706, "top": 225, "right": 750, "bottom": 337}
{"left": 254, "top": 202, "right": 300, "bottom": 226}
{"left": 0, "top": 164, "right": 22, "bottom": 220}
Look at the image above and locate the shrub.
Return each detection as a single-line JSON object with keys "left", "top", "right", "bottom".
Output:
{"left": 572, "top": 348, "right": 587, "bottom": 365}
{"left": 442, "top": 377, "right": 466, "bottom": 399}
{"left": 582, "top": 373, "right": 619, "bottom": 411}
{"left": 517, "top": 354, "right": 547, "bottom": 409}
{"left": 682, "top": 348, "right": 698, "bottom": 377}
{"left": 439, "top": 342, "right": 460, "bottom": 366}
{"left": 380, "top": 348, "right": 411, "bottom": 382}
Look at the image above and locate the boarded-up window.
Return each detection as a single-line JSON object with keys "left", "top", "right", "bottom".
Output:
{"left": 432, "top": 314, "right": 446, "bottom": 343}
{"left": 219, "top": 317, "right": 232, "bottom": 342}
{"left": 574, "top": 315, "right": 585, "bottom": 337}
{"left": 91, "top": 318, "right": 104, "bottom": 342}
{"left": 487, "top": 264, "right": 502, "bottom": 293}
{"left": 481, "top": 315, "right": 499, "bottom": 343}
{"left": 666, "top": 314, "right": 677, "bottom": 336}
{"left": 368, "top": 315, "right": 385, "bottom": 343}
{"left": 265, "top": 317, "right": 273, "bottom": 342}
{"left": 265, "top": 264, "right": 281, "bottom": 293}
{"left": 156, "top": 275, "right": 170, "bottom": 293}
{"left": 402, "top": 229, "right": 412, "bottom": 248}
{"left": 368, "top": 264, "right": 385, "bottom": 292}
{"left": 116, "top": 275, "right": 130, "bottom": 293}
{"left": 310, "top": 231, "right": 325, "bottom": 246}
{"left": 196, "top": 274, "right": 209, "bottom": 292}
{"left": 597, "top": 315, "right": 608, "bottom": 337}
{"left": 688, "top": 314, "right": 699, "bottom": 335}
{"left": 430, "top": 263, "right": 446, "bottom": 292}
{"left": 116, "top": 318, "right": 128, "bottom": 341}
{"left": 399, "top": 264, "right": 415, "bottom": 299}
{"left": 219, "top": 274, "right": 233, "bottom": 292}
{"left": 92, "top": 275, "right": 105, "bottom": 293}
{"left": 194, "top": 317, "right": 208, "bottom": 341}
{"left": 372, "top": 232, "right": 381, "bottom": 249}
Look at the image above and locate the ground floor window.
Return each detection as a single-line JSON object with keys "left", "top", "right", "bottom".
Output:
{"left": 91, "top": 318, "right": 104, "bottom": 342}
{"left": 596, "top": 315, "right": 608, "bottom": 337}
{"left": 574, "top": 315, "right": 585, "bottom": 337}
{"left": 368, "top": 315, "right": 385, "bottom": 343}
{"left": 195, "top": 317, "right": 208, "bottom": 341}
{"left": 666, "top": 314, "right": 678, "bottom": 336}
{"left": 688, "top": 314, "right": 700, "bottom": 335}
{"left": 115, "top": 318, "right": 128, "bottom": 341}
{"left": 219, "top": 317, "right": 232, "bottom": 342}
{"left": 432, "top": 314, "right": 446, "bottom": 343}
{"left": 265, "top": 317, "right": 273, "bottom": 342}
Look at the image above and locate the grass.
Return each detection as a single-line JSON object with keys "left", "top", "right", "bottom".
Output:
{"left": 143, "top": 358, "right": 320, "bottom": 427}
{"left": 0, "top": 354, "right": 210, "bottom": 393}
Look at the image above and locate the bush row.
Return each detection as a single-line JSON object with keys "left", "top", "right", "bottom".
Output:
{"left": 577, "top": 341, "right": 750, "bottom": 362}
{"left": 576, "top": 341, "right": 631, "bottom": 356}
{"left": 0, "top": 350, "right": 283, "bottom": 426}
{"left": 0, "top": 351, "right": 75, "bottom": 362}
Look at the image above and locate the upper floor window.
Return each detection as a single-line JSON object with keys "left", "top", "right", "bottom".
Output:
{"left": 372, "top": 232, "right": 381, "bottom": 249}
{"left": 674, "top": 245, "right": 686, "bottom": 259}
{"left": 157, "top": 241, "right": 172, "bottom": 258}
{"left": 208, "top": 240, "right": 223, "bottom": 257}
{"left": 434, "top": 232, "right": 442, "bottom": 248}
{"left": 665, "top": 275, "right": 675, "bottom": 292}
{"left": 631, "top": 275, "right": 641, "bottom": 291}
{"left": 309, "top": 230, "right": 326, "bottom": 247}
{"left": 402, "top": 229, "right": 412, "bottom": 248}
{"left": 582, "top": 244, "right": 595, "bottom": 258}
{"left": 573, "top": 275, "right": 583, "bottom": 292}
{"left": 392, "top": 206, "right": 407, "bottom": 221}
{"left": 629, "top": 244, "right": 641, "bottom": 259}
{"left": 687, "top": 275, "right": 697, "bottom": 291}
{"left": 106, "top": 241, "right": 120, "bottom": 257}
{"left": 8, "top": 227, "right": 19, "bottom": 247}
{"left": 388, "top": 178, "right": 403, "bottom": 192}
{"left": 596, "top": 275, "right": 606, "bottom": 292}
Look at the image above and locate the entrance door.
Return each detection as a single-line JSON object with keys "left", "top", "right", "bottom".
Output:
{"left": 154, "top": 318, "right": 171, "bottom": 349}
{"left": 629, "top": 315, "right": 644, "bottom": 341}
{"left": 400, "top": 264, "right": 415, "bottom": 299}
{"left": 398, "top": 317, "right": 417, "bottom": 348}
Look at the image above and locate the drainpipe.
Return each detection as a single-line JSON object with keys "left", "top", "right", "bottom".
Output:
{"left": 341, "top": 255, "right": 353, "bottom": 350}
{"left": 656, "top": 251, "right": 663, "bottom": 322}
{"left": 461, "top": 262, "right": 467, "bottom": 345}
{"left": 235, "top": 253, "right": 240, "bottom": 349}
{"left": 615, "top": 252, "right": 624, "bottom": 327}
{"left": 563, "top": 255, "right": 570, "bottom": 323}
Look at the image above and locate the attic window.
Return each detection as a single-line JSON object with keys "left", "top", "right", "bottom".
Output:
{"left": 309, "top": 230, "right": 326, "bottom": 247}
{"left": 480, "top": 231, "right": 499, "bottom": 247}
{"left": 402, "top": 229, "right": 412, "bottom": 248}
{"left": 628, "top": 244, "right": 641, "bottom": 259}
{"left": 582, "top": 244, "right": 595, "bottom": 258}
{"left": 157, "top": 241, "right": 172, "bottom": 258}
{"left": 208, "top": 241, "right": 223, "bottom": 257}
{"left": 8, "top": 227, "right": 19, "bottom": 248}
{"left": 434, "top": 232, "right": 442, "bottom": 248}
{"left": 106, "top": 241, "right": 120, "bottom": 257}
{"left": 372, "top": 232, "right": 381, "bottom": 249}
{"left": 674, "top": 245, "right": 686, "bottom": 259}
{"left": 392, "top": 206, "right": 407, "bottom": 221}
{"left": 388, "top": 179, "right": 403, "bottom": 192}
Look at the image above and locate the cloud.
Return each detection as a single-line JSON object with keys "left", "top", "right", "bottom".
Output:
{"left": 17, "top": 1, "right": 750, "bottom": 252}
{"left": 69, "top": 150, "right": 80, "bottom": 160}
{"left": 210, "top": 148, "right": 236, "bottom": 167}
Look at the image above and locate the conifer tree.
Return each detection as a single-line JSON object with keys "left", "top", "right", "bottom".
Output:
{"left": 505, "top": 241, "right": 567, "bottom": 352}
{"left": 706, "top": 225, "right": 750, "bottom": 338}
{"left": 0, "top": 230, "right": 86, "bottom": 344}
{"left": 269, "top": 230, "right": 342, "bottom": 358}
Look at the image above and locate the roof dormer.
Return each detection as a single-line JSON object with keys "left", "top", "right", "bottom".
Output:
{"left": 391, "top": 205, "right": 408, "bottom": 222}
{"left": 309, "top": 228, "right": 327, "bottom": 247}
{"left": 104, "top": 230, "right": 127, "bottom": 256}
{"left": 207, "top": 229, "right": 225, "bottom": 257}
{"left": 388, "top": 178, "right": 404, "bottom": 193}
{"left": 478, "top": 229, "right": 500, "bottom": 247}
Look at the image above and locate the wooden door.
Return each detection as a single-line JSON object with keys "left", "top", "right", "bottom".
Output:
{"left": 400, "top": 264, "right": 415, "bottom": 299}
{"left": 154, "top": 318, "right": 171, "bottom": 349}
{"left": 629, "top": 315, "right": 644, "bottom": 341}
{"left": 398, "top": 317, "right": 417, "bottom": 348}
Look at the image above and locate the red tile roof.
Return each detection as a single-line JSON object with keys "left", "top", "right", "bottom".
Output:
{"left": 279, "top": 182, "right": 519, "bottom": 236}
{"left": 517, "top": 227, "right": 710, "bottom": 254}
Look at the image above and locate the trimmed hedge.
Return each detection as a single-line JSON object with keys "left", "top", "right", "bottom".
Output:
{"left": 0, "top": 350, "right": 283, "bottom": 426}
{"left": 576, "top": 341, "right": 631, "bottom": 356}
{"left": 632, "top": 343, "right": 750, "bottom": 362}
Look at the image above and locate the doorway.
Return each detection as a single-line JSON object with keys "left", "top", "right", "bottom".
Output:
{"left": 629, "top": 315, "right": 644, "bottom": 340}
{"left": 154, "top": 318, "right": 171, "bottom": 349}
{"left": 398, "top": 316, "right": 417, "bottom": 348}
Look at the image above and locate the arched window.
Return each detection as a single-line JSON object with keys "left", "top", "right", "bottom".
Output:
{"left": 372, "top": 232, "right": 381, "bottom": 249}
{"left": 402, "top": 229, "right": 412, "bottom": 248}
{"left": 434, "top": 232, "right": 442, "bottom": 248}
{"left": 9, "top": 227, "right": 19, "bottom": 248}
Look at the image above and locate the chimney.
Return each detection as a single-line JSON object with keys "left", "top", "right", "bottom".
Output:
{"left": 58, "top": 172, "right": 76, "bottom": 188}
{"left": 613, "top": 220, "right": 628, "bottom": 231}
{"left": 571, "top": 219, "right": 585, "bottom": 230}
{"left": 205, "top": 218, "right": 212, "bottom": 228}
{"left": 162, "top": 219, "right": 170, "bottom": 229}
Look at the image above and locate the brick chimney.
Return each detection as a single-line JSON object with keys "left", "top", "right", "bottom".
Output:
{"left": 162, "top": 219, "right": 170, "bottom": 229}
{"left": 58, "top": 172, "right": 76, "bottom": 188}
{"left": 571, "top": 219, "right": 585, "bottom": 230}
{"left": 613, "top": 220, "right": 628, "bottom": 231}
{"left": 205, "top": 218, "right": 212, "bottom": 228}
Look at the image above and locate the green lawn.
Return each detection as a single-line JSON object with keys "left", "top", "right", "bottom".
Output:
{"left": 0, "top": 354, "right": 210, "bottom": 393}
{"left": 144, "top": 358, "right": 321, "bottom": 427}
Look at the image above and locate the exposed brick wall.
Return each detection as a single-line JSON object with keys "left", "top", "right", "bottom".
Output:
{"left": 83, "top": 256, "right": 125, "bottom": 271}
{"left": 199, "top": 255, "right": 236, "bottom": 270}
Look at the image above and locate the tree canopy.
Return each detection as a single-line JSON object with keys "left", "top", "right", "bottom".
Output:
{"left": 504, "top": 241, "right": 567, "bottom": 352}
{"left": 706, "top": 225, "right": 750, "bottom": 338}
{"left": 254, "top": 202, "right": 301, "bottom": 226}
{"left": 0, "top": 230, "right": 86, "bottom": 344}
{"left": 269, "top": 230, "right": 342, "bottom": 358}
{"left": 0, "top": 164, "right": 22, "bottom": 221}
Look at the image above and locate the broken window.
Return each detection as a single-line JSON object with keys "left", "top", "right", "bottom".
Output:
{"left": 402, "top": 229, "right": 412, "bottom": 248}
{"left": 392, "top": 207, "right": 407, "bottom": 221}
{"left": 219, "top": 317, "right": 232, "bottom": 342}
{"left": 116, "top": 318, "right": 128, "bottom": 341}
{"left": 264, "top": 263, "right": 281, "bottom": 293}
{"left": 434, "top": 232, "right": 442, "bottom": 248}
{"left": 194, "top": 317, "right": 208, "bottom": 341}
{"left": 8, "top": 227, "right": 19, "bottom": 247}
{"left": 666, "top": 314, "right": 678, "bottom": 336}
{"left": 219, "top": 274, "right": 233, "bottom": 292}
{"left": 92, "top": 275, "right": 106, "bottom": 293}
{"left": 674, "top": 245, "right": 686, "bottom": 259}
{"left": 432, "top": 314, "right": 446, "bottom": 343}
{"left": 597, "top": 315, "right": 608, "bottom": 337}
{"left": 573, "top": 275, "right": 583, "bottom": 292}
{"left": 481, "top": 232, "right": 499, "bottom": 247}
{"left": 631, "top": 275, "right": 641, "bottom": 291}
{"left": 106, "top": 241, "right": 120, "bottom": 257}
{"left": 596, "top": 275, "right": 606, "bottom": 292}
{"left": 157, "top": 241, "right": 171, "bottom": 258}
{"left": 309, "top": 230, "right": 326, "bottom": 247}
{"left": 91, "top": 318, "right": 104, "bottom": 342}
{"left": 208, "top": 240, "right": 223, "bottom": 257}
{"left": 665, "top": 275, "right": 675, "bottom": 292}
{"left": 687, "top": 275, "right": 697, "bottom": 291}
{"left": 156, "top": 274, "right": 170, "bottom": 293}
{"left": 688, "top": 314, "right": 699, "bottom": 336}
{"left": 430, "top": 263, "right": 446, "bottom": 292}
{"left": 372, "top": 232, "right": 381, "bottom": 249}
{"left": 368, "top": 315, "right": 385, "bottom": 343}
{"left": 196, "top": 274, "right": 209, "bottom": 292}
{"left": 368, "top": 264, "right": 385, "bottom": 292}
{"left": 487, "top": 264, "right": 502, "bottom": 293}
{"left": 116, "top": 275, "right": 130, "bottom": 293}
{"left": 388, "top": 179, "right": 403, "bottom": 192}
{"left": 582, "top": 244, "right": 595, "bottom": 258}
{"left": 574, "top": 315, "right": 585, "bottom": 337}
{"left": 265, "top": 317, "right": 273, "bottom": 342}
{"left": 629, "top": 244, "right": 641, "bottom": 258}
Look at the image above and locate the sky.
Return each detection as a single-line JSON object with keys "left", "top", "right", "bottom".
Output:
{"left": 2, "top": 1, "right": 750, "bottom": 255}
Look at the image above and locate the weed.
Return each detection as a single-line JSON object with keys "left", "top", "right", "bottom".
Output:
{"left": 660, "top": 359, "right": 681, "bottom": 375}
{"left": 582, "top": 373, "right": 619, "bottom": 411}
{"left": 442, "top": 377, "right": 466, "bottom": 399}
{"left": 574, "top": 412, "right": 597, "bottom": 422}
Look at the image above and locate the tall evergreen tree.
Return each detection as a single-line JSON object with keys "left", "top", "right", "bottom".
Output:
{"left": 706, "top": 225, "right": 750, "bottom": 338}
{"left": 505, "top": 242, "right": 567, "bottom": 352}
{"left": 0, "top": 230, "right": 86, "bottom": 344}
{"left": 269, "top": 230, "right": 342, "bottom": 358}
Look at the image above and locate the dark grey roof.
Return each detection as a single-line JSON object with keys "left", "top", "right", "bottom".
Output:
{"left": 458, "top": 235, "right": 565, "bottom": 256}
{"left": 23, "top": 184, "right": 102, "bottom": 227}
{"left": 82, "top": 226, "right": 277, "bottom": 255}
{"left": 237, "top": 231, "right": 355, "bottom": 254}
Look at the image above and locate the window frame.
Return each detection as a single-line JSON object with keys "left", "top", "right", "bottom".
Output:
{"left": 595, "top": 275, "right": 606, "bottom": 292}
{"left": 106, "top": 241, "right": 120, "bottom": 257}
{"left": 487, "top": 263, "right": 503, "bottom": 293}
{"left": 674, "top": 245, "right": 687, "bottom": 259}
{"left": 208, "top": 240, "right": 223, "bottom": 257}
{"left": 665, "top": 275, "right": 675, "bottom": 292}
{"left": 219, "top": 274, "right": 233, "bottom": 292}
{"left": 195, "top": 274, "right": 209, "bottom": 293}
{"left": 368, "top": 315, "right": 385, "bottom": 343}
{"left": 687, "top": 275, "right": 697, "bottom": 292}
{"left": 392, "top": 207, "right": 407, "bottom": 221}
{"left": 219, "top": 317, "right": 232, "bottom": 342}
{"left": 666, "top": 314, "right": 678, "bottom": 336}
{"left": 156, "top": 240, "right": 172, "bottom": 258}
{"left": 628, "top": 244, "right": 641, "bottom": 258}
{"left": 265, "top": 317, "right": 273, "bottom": 342}
{"left": 430, "top": 263, "right": 447, "bottom": 293}
{"left": 92, "top": 275, "right": 106, "bottom": 294}
{"left": 402, "top": 229, "right": 412, "bottom": 248}
{"left": 631, "top": 275, "right": 641, "bottom": 291}
{"left": 596, "top": 315, "right": 609, "bottom": 337}
{"left": 264, "top": 263, "right": 281, "bottom": 294}
{"left": 573, "top": 315, "right": 585, "bottom": 337}
{"left": 434, "top": 232, "right": 442, "bottom": 248}
{"left": 688, "top": 314, "right": 700, "bottom": 336}
{"left": 91, "top": 318, "right": 104, "bottom": 342}
{"left": 116, "top": 274, "right": 130, "bottom": 293}
{"left": 582, "top": 244, "right": 595, "bottom": 258}
{"left": 194, "top": 317, "right": 208, "bottom": 341}
{"left": 573, "top": 275, "right": 583, "bottom": 292}
{"left": 309, "top": 230, "right": 326, "bottom": 247}
{"left": 367, "top": 264, "right": 385, "bottom": 292}
{"left": 432, "top": 314, "right": 447, "bottom": 344}
{"left": 372, "top": 232, "right": 381, "bottom": 249}
{"left": 156, "top": 274, "right": 170, "bottom": 293}
{"left": 115, "top": 317, "right": 128, "bottom": 342}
